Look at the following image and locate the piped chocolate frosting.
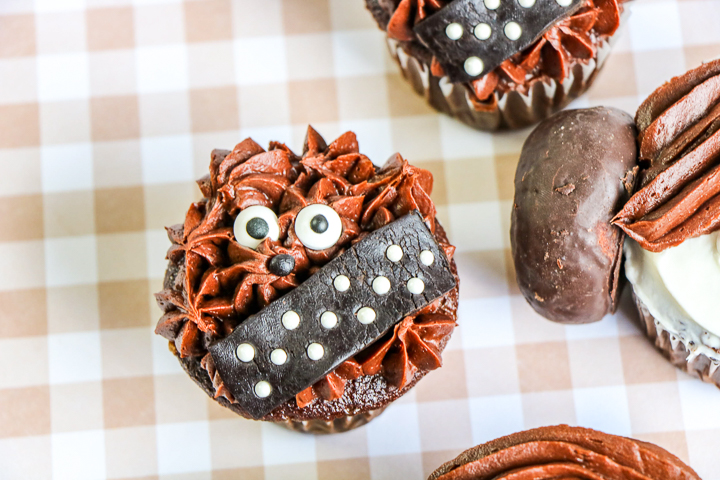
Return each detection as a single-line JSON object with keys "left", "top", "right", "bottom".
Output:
{"left": 369, "top": 0, "right": 624, "bottom": 103}
{"left": 613, "top": 59, "right": 720, "bottom": 252}
{"left": 427, "top": 425, "right": 701, "bottom": 480}
{"left": 155, "top": 127, "right": 458, "bottom": 420}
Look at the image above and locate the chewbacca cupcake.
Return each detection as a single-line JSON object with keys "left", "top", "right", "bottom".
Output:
{"left": 613, "top": 59, "right": 720, "bottom": 389}
{"left": 428, "top": 425, "right": 700, "bottom": 479}
{"left": 154, "top": 126, "right": 459, "bottom": 433}
{"left": 366, "top": 0, "right": 628, "bottom": 130}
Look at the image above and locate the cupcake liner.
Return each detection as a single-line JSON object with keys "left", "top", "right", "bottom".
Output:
{"left": 633, "top": 292, "right": 720, "bottom": 388}
{"left": 386, "top": 34, "right": 614, "bottom": 131}
{"left": 277, "top": 407, "right": 386, "bottom": 434}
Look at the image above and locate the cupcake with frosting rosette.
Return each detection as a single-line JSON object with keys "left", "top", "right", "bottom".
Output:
{"left": 155, "top": 126, "right": 459, "bottom": 433}
{"left": 428, "top": 425, "right": 700, "bottom": 479}
{"left": 613, "top": 59, "right": 720, "bottom": 388}
{"left": 366, "top": 0, "right": 628, "bottom": 130}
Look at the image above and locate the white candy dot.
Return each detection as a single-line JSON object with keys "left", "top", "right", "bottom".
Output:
{"left": 372, "top": 276, "right": 391, "bottom": 295}
{"left": 484, "top": 0, "right": 501, "bottom": 9}
{"left": 333, "top": 275, "right": 350, "bottom": 292}
{"left": 504, "top": 22, "right": 522, "bottom": 41}
{"left": 420, "top": 250, "right": 435, "bottom": 266}
{"left": 320, "top": 311, "right": 338, "bottom": 329}
{"left": 556, "top": 0, "right": 572, "bottom": 5}
{"left": 282, "top": 311, "right": 300, "bottom": 330}
{"left": 474, "top": 23, "right": 492, "bottom": 40}
{"left": 386, "top": 245, "right": 403, "bottom": 262}
{"left": 445, "top": 22, "right": 463, "bottom": 40}
{"left": 357, "top": 307, "right": 376, "bottom": 325}
{"left": 407, "top": 277, "right": 425, "bottom": 294}
{"left": 236, "top": 343, "right": 255, "bottom": 362}
{"left": 270, "top": 348, "right": 287, "bottom": 365}
{"left": 518, "top": 0, "right": 536, "bottom": 6}
{"left": 307, "top": 343, "right": 324, "bottom": 361}
{"left": 255, "top": 380, "right": 272, "bottom": 398}
{"left": 464, "top": 56, "right": 484, "bottom": 76}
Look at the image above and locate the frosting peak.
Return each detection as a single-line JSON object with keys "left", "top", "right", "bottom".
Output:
{"left": 613, "top": 59, "right": 720, "bottom": 251}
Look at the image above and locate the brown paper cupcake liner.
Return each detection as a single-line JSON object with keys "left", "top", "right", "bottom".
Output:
{"left": 633, "top": 291, "right": 720, "bottom": 388}
{"left": 277, "top": 407, "right": 386, "bottom": 434}
{"left": 387, "top": 37, "right": 613, "bottom": 131}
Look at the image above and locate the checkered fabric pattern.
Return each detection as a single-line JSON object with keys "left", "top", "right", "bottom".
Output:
{"left": 1, "top": 0, "right": 719, "bottom": 479}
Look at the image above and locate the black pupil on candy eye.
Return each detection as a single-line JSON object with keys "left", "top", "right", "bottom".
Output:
{"left": 246, "top": 217, "right": 269, "bottom": 240}
{"left": 310, "top": 214, "right": 329, "bottom": 234}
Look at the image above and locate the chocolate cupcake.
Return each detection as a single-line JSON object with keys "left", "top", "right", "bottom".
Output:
{"left": 427, "top": 425, "right": 700, "bottom": 479}
{"left": 154, "top": 126, "right": 459, "bottom": 433}
{"left": 613, "top": 59, "right": 720, "bottom": 389}
{"left": 511, "top": 106, "right": 638, "bottom": 324}
{"left": 365, "top": 0, "right": 628, "bottom": 130}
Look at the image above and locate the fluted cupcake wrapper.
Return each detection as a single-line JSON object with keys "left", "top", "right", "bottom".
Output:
{"left": 386, "top": 36, "right": 613, "bottom": 131}
{"left": 277, "top": 408, "right": 386, "bottom": 434}
{"left": 633, "top": 291, "right": 720, "bottom": 388}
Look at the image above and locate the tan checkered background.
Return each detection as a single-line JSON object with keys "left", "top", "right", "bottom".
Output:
{"left": 1, "top": 0, "right": 719, "bottom": 478}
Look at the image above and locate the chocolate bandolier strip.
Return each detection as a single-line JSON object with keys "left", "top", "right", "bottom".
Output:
{"left": 209, "top": 211, "right": 457, "bottom": 420}
{"left": 413, "top": 0, "right": 583, "bottom": 83}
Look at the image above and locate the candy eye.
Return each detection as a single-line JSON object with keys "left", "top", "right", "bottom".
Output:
{"left": 234, "top": 205, "right": 280, "bottom": 249}
{"left": 294, "top": 204, "right": 343, "bottom": 250}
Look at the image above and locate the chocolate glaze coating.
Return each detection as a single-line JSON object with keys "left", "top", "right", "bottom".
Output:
{"left": 511, "top": 107, "right": 638, "bottom": 324}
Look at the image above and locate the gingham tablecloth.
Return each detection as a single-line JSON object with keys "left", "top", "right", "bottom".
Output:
{"left": 1, "top": 0, "right": 719, "bottom": 478}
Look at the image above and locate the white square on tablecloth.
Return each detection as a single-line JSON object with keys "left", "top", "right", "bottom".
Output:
{"left": 48, "top": 331, "right": 102, "bottom": 384}
{"left": 41, "top": 143, "right": 93, "bottom": 193}
{"left": 234, "top": 36, "right": 287, "bottom": 86}
{"left": 44, "top": 235, "right": 98, "bottom": 287}
{"left": 135, "top": 44, "right": 189, "bottom": 94}
{"left": 37, "top": 53, "right": 90, "bottom": 102}
{"left": 156, "top": 421, "right": 212, "bottom": 475}
{"left": 51, "top": 430, "right": 106, "bottom": 480}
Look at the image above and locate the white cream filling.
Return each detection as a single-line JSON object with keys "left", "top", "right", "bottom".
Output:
{"left": 624, "top": 233, "right": 720, "bottom": 363}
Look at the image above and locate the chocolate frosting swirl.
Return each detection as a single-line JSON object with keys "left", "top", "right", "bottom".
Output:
{"left": 613, "top": 59, "right": 720, "bottom": 252}
{"left": 377, "top": 0, "right": 624, "bottom": 103}
{"left": 428, "top": 425, "right": 701, "bottom": 480}
{"left": 155, "top": 126, "right": 457, "bottom": 413}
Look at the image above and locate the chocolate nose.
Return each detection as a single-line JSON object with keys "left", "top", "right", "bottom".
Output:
{"left": 268, "top": 254, "right": 295, "bottom": 277}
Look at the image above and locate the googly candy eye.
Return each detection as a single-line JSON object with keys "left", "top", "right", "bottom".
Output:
{"left": 234, "top": 205, "right": 280, "bottom": 249}
{"left": 294, "top": 204, "right": 343, "bottom": 250}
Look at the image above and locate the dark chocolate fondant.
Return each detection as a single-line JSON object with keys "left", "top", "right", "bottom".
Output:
{"left": 511, "top": 107, "right": 638, "bottom": 324}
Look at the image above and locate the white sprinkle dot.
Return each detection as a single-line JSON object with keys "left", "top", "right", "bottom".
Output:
{"left": 464, "top": 56, "right": 484, "bottom": 76}
{"left": 407, "top": 277, "right": 425, "bottom": 294}
{"left": 386, "top": 245, "right": 403, "bottom": 262}
{"left": 518, "top": 0, "right": 536, "bottom": 6}
{"left": 445, "top": 22, "right": 463, "bottom": 40}
{"left": 281, "top": 311, "right": 300, "bottom": 330}
{"left": 255, "top": 381, "right": 272, "bottom": 398}
{"left": 236, "top": 343, "right": 255, "bottom": 362}
{"left": 333, "top": 275, "right": 350, "bottom": 292}
{"left": 484, "top": 0, "right": 501, "bottom": 9}
{"left": 320, "top": 311, "right": 338, "bottom": 329}
{"left": 307, "top": 343, "right": 324, "bottom": 361}
{"left": 270, "top": 349, "right": 287, "bottom": 365}
{"left": 372, "top": 276, "right": 391, "bottom": 295}
{"left": 504, "top": 22, "right": 522, "bottom": 41}
{"left": 420, "top": 250, "right": 435, "bottom": 266}
{"left": 474, "top": 23, "right": 492, "bottom": 40}
{"left": 556, "top": 0, "right": 572, "bottom": 6}
{"left": 357, "top": 307, "right": 376, "bottom": 325}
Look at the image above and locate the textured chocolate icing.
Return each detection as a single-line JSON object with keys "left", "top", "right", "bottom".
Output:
{"left": 155, "top": 127, "right": 459, "bottom": 422}
{"left": 412, "top": 0, "right": 584, "bottom": 83}
{"left": 427, "top": 425, "right": 701, "bottom": 480}
{"left": 613, "top": 59, "right": 720, "bottom": 252}
{"left": 511, "top": 107, "right": 638, "bottom": 324}
{"left": 366, "top": 0, "right": 624, "bottom": 103}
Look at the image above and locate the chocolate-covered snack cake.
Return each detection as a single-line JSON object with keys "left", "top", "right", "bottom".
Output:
{"left": 613, "top": 59, "right": 720, "bottom": 388}
{"left": 427, "top": 425, "right": 700, "bottom": 479}
{"left": 154, "top": 126, "right": 459, "bottom": 433}
{"left": 365, "top": 0, "right": 628, "bottom": 130}
{"left": 511, "top": 107, "right": 638, "bottom": 324}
